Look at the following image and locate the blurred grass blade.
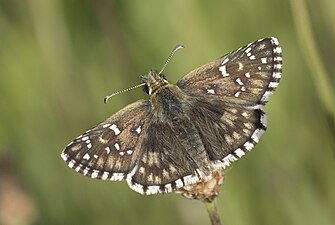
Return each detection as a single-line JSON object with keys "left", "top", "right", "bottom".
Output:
{"left": 289, "top": 0, "right": 335, "bottom": 117}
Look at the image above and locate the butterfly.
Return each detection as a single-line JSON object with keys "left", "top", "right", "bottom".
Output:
{"left": 61, "top": 37, "right": 282, "bottom": 195}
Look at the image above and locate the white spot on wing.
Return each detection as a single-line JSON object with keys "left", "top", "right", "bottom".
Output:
{"left": 260, "top": 112, "right": 267, "bottom": 127}
{"left": 274, "top": 56, "right": 282, "bottom": 61}
{"left": 81, "top": 136, "right": 89, "bottom": 141}
{"left": 234, "top": 148, "right": 245, "bottom": 158}
{"left": 105, "top": 147, "right": 111, "bottom": 154}
{"left": 68, "top": 160, "right": 75, "bottom": 168}
{"left": 271, "top": 37, "right": 279, "bottom": 45}
{"left": 175, "top": 179, "right": 183, "bottom": 188}
{"left": 261, "top": 57, "right": 267, "bottom": 63}
{"left": 102, "top": 172, "right": 109, "bottom": 180}
{"left": 269, "top": 82, "right": 279, "bottom": 88}
{"left": 83, "top": 167, "right": 89, "bottom": 175}
{"left": 91, "top": 170, "right": 99, "bottom": 178}
{"left": 235, "top": 78, "right": 244, "bottom": 85}
{"left": 222, "top": 58, "right": 229, "bottom": 64}
{"left": 128, "top": 182, "right": 144, "bottom": 194}
{"left": 207, "top": 89, "right": 215, "bottom": 94}
{"left": 275, "top": 64, "right": 282, "bottom": 70}
{"left": 75, "top": 165, "right": 82, "bottom": 172}
{"left": 238, "top": 62, "right": 244, "bottom": 71}
{"left": 165, "top": 183, "right": 172, "bottom": 193}
{"left": 102, "top": 123, "right": 111, "bottom": 128}
{"left": 135, "top": 126, "right": 142, "bottom": 134}
{"left": 219, "top": 65, "right": 229, "bottom": 77}
{"left": 83, "top": 153, "right": 90, "bottom": 160}
{"left": 220, "top": 155, "right": 234, "bottom": 168}
{"left": 111, "top": 173, "right": 124, "bottom": 181}
{"left": 273, "top": 72, "right": 281, "bottom": 79}
{"left": 245, "top": 47, "right": 252, "bottom": 53}
{"left": 251, "top": 128, "right": 265, "bottom": 143}
{"left": 109, "top": 124, "right": 121, "bottom": 135}
{"left": 146, "top": 186, "right": 160, "bottom": 195}
{"left": 274, "top": 47, "right": 282, "bottom": 54}
{"left": 114, "top": 143, "right": 120, "bottom": 151}
{"left": 183, "top": 175, "right": 198, "bottom": 185}
{"left": 261, "top": 91, "right": 273, "bottom": 102}
{"left": 212, "top": 159, "right": 229, "bottom": 170}
{"left": 126, "top": 150, "right": 133, "bottom": 155}
{"left": 139, "top": 167, "right": 145, "bottom": 174}
{"left": 61, "top": 153, "right": 68, "bottom": 161}
{"left": 226, "top": 154, "right": 238, "bottom": 162}
{"left": 244, "top": 141, "right": 254, "bottom": 151}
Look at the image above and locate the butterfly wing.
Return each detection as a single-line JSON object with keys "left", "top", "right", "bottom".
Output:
{"left": 178, "top": 37, "right": 282, "bottom": 169}
{"left": 61, "top": 100, "right": 151, "bottom": 181}
{"left": 127, "top": 116, "right": 209, "bottom": 195}
{"left": 177, "top": 37, "right": 282, "bottom": 106}
{"left": 184, "top": 97, "right": 267, "bottom": 169}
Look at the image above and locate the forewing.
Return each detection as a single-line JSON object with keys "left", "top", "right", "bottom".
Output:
{"left": 61, "top": 99, "right": 151, "bottom": 181}
{"left": 177, "top": 37, "right": 282, "bottom": 106}
{"left": 185, "top": 97, "right": 267, "bottom": 169}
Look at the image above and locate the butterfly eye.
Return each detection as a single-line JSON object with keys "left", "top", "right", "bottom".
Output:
{"left": 143, "top": 84, "right": 149, "bottom": 94}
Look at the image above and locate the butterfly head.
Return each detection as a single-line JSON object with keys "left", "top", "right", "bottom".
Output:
{"left": 140, "top": 44, "right": 185, "bottom": 96}
{"left": 141, "top": 69, "right": 169, "bottom": 95}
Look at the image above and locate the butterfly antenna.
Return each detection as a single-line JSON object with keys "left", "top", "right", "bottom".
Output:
{"left": 104, "top": 44, "right": 184, "bottom": 104}
{"left": 104, "top": 83, "right": 146, "bottom": 104}
{"left": 158, "top": 44, "right": 185, "bottom": 75}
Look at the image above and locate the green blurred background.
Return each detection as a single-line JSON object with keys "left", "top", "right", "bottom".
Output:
{"left": 0, "top": 0, "right": 334, "bottom": 225}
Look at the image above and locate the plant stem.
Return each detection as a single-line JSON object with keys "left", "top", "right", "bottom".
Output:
{"left": 204, "top": 200, "right": 222, "bottom": 225}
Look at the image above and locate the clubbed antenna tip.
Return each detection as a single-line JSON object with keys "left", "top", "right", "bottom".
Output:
{"left": 159, "top": 44, "right": 185, "bottom": 75}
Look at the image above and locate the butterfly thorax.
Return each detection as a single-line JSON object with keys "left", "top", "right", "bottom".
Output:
{"left": 142, "top": 69, "right": 188, "bottom": 118}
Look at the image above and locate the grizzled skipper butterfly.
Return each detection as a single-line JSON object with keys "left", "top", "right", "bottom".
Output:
{"left": 61, "top": 37, "right": 282, "bottom": 195}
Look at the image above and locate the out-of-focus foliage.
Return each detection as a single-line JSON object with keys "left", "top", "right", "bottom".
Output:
{"left": 0, "top": 0, "right": 334, "bottom": 225}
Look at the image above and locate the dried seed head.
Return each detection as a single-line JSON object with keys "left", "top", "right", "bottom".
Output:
{"left": 178, "top": 170, "right": 225, "bottom": 202}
